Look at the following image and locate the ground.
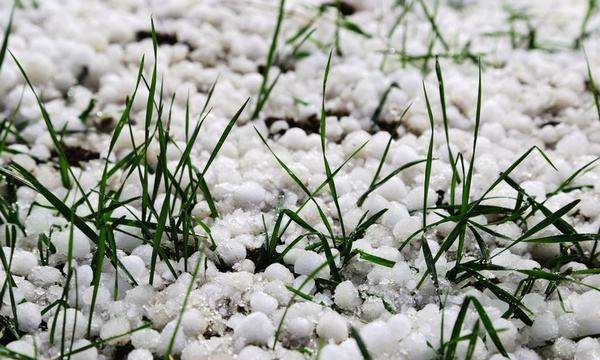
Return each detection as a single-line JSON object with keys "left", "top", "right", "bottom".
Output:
{"left": 0, "top": 0, "right": 600, "bottom": 359}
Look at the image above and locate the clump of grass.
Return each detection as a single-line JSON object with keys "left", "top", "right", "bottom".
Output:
{"left": 251, "top": 0, "right": 286, "bottom": 120}
{"left": 0, "top": 18, "right": 253, "bottom": 355}
{"left": 574, "top": 0, "right": 598, "bottom": 49}
{"left": 585, "top": 48, "right": 600, "bottom": 123}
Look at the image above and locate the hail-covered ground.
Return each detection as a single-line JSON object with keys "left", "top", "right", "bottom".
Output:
{"left": 0, "top": 0, "right": 600, "bottom": 359}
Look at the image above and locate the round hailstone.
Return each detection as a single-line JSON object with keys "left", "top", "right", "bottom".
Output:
{"left": 51, "top": 228, "right": 91, "bottom": 259}
{"left": 8, "top": 249, "right": 37, "bottom": 276}
{"left": 16, "top": 302, "right": 41, "bottom": 333}
{"left": 294, "top": 250, "right": 329, "bottom": 278}
{"left": 70, "top": 339, "right": 98, "bottom": 360}
{"left": 401, "top": 332, "right": 435, "bottom": 360}
{"left": 552, "top": 337, "right": 576, "bottom": 359}
{"left": 157, "top": 321, "right": 186, "bottom": 355}
{"left": 236, "top": 312, "right": 275, "bottom": 345}
{"left": 28, "top": 265, "right": 62, "bottom": 287}
{"left": 234, "top": 182, "right": 266, "bottom": 207}
{"left": 386, "top": 313, "right": 412, "bottom": 341}
{"left": 334, "top": 280, "right": 361, "bottom": 310}
{"left": 6, "top": 340, "right": 36, "bottom": 358}
{"left": 130, "top": 328, "right": 160, "bottom": 352}
{"left": 286, "top": 317, "right": 314, "bottom": 339}
{"left": 216, "top": 239, "right": 247, "bottom": 266}
{"left": 238, "top": 345, "right": 271, "bottom": 360}
{"left": 181, "top": 308, "right": 208, "bottom": 336}
{"left": 359, "top": 321, "right": 394, "bottom": 355}
{"left": 250, "top": 291, "right": 278, "bottom": 315}
{"left": 52, "top": 308, "right": 87, "bottom": 340}
{"left": 316, "top": 311, "right": 348, "bottom": 343}
{"left": 530, "top": 311, "right": 559, "bottom": 345}
{"left": 181, "top": 341, "right": 207, "bottom": 360}
{"left": 127, "top": 349, "right": 153, "bottom": 360}
{"left": 320, "top": 344, "right": 353, "bottom": 360}
{"left": 12, "top": 153, "right": 37, "bottom": 172}
{"left": 100, "top": 318, "right": 131, "bottom": 345}
{"left": 391, "top": 262, "right": 412, "bottom": 285}
{"left": 575, "top": 338, "right": 600, "bottom": 359}
{"left": 361, "top": 297, "right": 387, "bottom": 321}
{"left": 121, "top": 255, "right": 148, "bottom": 284}
{"left": 264, "top": 263, "right": 294, "bottom": 284}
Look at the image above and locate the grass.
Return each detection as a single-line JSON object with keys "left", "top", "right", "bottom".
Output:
{"left": 251, "top": 0, "right": 286, "bottom": 120}
{"left": 0, "top": 2, "right": 599, "bottom": 359}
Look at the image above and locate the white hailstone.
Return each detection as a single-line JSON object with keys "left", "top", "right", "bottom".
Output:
{"left": 16, "top": 302, "right": 41, "bottom": 332}
{"left": 279, "top": 128, "right": 308, "bottom": 150}
{"left": 513, "top": 348, "right": 540, "bottom": 360}
{"left": 82, "top": 286, "right": 111, "bottom": 310}
{"left": 125, "top": 285, "right": 155, "bottom": 307}
{"left": 6, "top": 340, "right": 36, "bottom": 358}
{"left": 558, "top": 312, "right": 579, "bottom": 338}
{"left": 127, "top": 349, "right": 153, "bottom": 360}
{"left": 100, "top": 318, "right": 131, "bottom": 345}
{"left": 70, "top": 339, "right": 98, "bottom": 360}
{"left": 386, "top": 314, "right": 412, "bottom": 341}
{"left": 359, "top": 321, "right": 394, "bottom": 355}
{"left": 575, "top": 338, "right": 600, "bottom": 360}
{"left": 530, "top": 311, "right": 559, "bottom": 345}
{"left": 22, "top": 52, "right": 56, "bottom": 83}
{"left": 157, "top": 321, "right": 187, "bottom": 355}
{"left": 552, "top": 337, "right": 576, "bottom": 359}
{"left": 236, "top": 312, "right": 275, "bottom": 345}
{"left": 77, "top": 265, "right": 93, "bottom": 288}
{"left": 376, "top": 177, "right": 408, "bottom": 202}
{"left": 216, "top": 239, "right": 247, "bottom": 266}
{"left": 8, "top": 249, "right": 37, "bottom": 276}
{"left": 12, "top": 153, "right": 36, "bottom": 172}
{"left": 250, "top": 291, "right": 278, "bottom": 315}
{"left": 112, "top": 211, "right": 143, "bottom": 252}
{"left": 488, "top": 318, "right": 517, "bottom": 352}
{"left": 131, "top": 328, "right": 160, "bottom": 351}
{"left": 121, "top": 255, "right": 148, "bottom": 284}
{"left": 264, "top": 263, "right": 293, "bottom": 284}
{"left": 52, "top": 228, "right": 91, "bottom": 259}
{"left": 181, "top": 308, "right": 208, "bottom": 336}
{"left": 181, "top": 341, "right": 210, "bottom": 360}
{"left": 235, "top": 259, "right": 255, "bottom": 273}
{"left": 238, "top": 345, "right": 271, "bottom": 360}
{"left": 320, "top": 344, "right": 351, "bottom": 360}
{"left": 361, "top": 297, "right": 388, "bottom": 321}
{"left": 294, "top": 250, "right": 329, "bottom": 278}
{"left": 381, "top": 202, "right": 410, "bottom": 228}
{"left": 404, "top": 186, "right": 436, "bottom": 211}
{"left": 401, "top": 332, "right": 435, "bottom": 360}
{"left": 556, "top": 131, "right": 588, "bottom": 157}
{"left": 391, "top": 261, "right": 412, "bottom": 285}
{"left": 520, "top": 181, "right": 546, "bottom": 201}
{"left": 334, "top": 280, "right": 361, "bottom": 310}
{"left": 234, "top": 182, "right": 266, "bottom": 207}
{"left": 316, "top": 311, "right": 348, "bottom": 343}
{"left": 286, "top": 317, "right": 314, "bottom": 339}
{"left": 264, "top": 280, "right": 292, "bottom": 304}
{"left": 132, "top": 245, "right": 154, "bottom": 265}
{"left": 292, "top": 275, "right": 315, "bottom": 295}
{"left": 393, "top": 216, "right": 421, "bottom": 242}
{"left": 572, "top": 291, "right": 600, "bottom": 336}
{"left": 52, "top": 308, "right": 86, "bottom": 340}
